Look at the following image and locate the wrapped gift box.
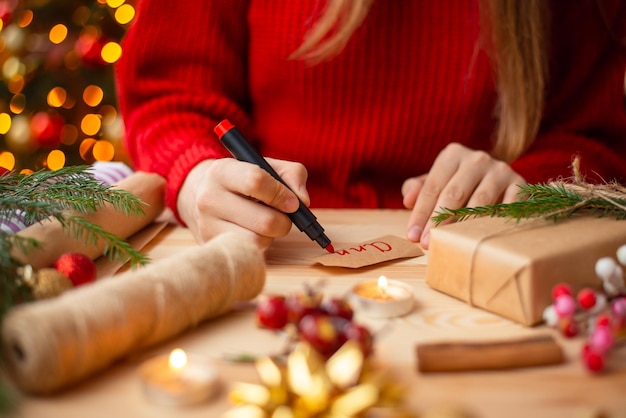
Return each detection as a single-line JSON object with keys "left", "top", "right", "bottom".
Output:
{"left": 425, "top": 215, "right": 626, "bottom": 326}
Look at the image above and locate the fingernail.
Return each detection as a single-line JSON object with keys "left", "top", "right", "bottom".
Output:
{"left": 407, "top": 225, "right": 422, "bottom": 242}
{"left": 421, "top": 230, "right": 430, "bottom": 247}
{"left": 284, "top": 196, "right": 299, "bottom": 213}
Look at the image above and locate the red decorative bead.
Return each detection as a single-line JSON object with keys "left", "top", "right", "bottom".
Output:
{"left": 582, "top": 344, "right": 605, "bottom": 373}
{"left": 576, "top": 288, "right": 597, "bottom": 310}
{"left": 52, "top": 252, "right": 97, "bottom": 286}
{"left": 285, "top": 292, "right": 322, "bottom": 325}
{"left": 552, "top": 283, "right": 572, "bottom": 300}
{"left": 595, "top": 313, "right": 612, "bottom": 328}
{"left": 256, "top": 295, "right": 288, "bottom": 330}
{"left": 298, "top": 313, "right": 343, "bottom": 357}
{"left": 558, "top": 316, "right": 579, "bottom": 338}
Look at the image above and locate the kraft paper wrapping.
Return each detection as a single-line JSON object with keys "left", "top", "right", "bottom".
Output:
{"left": 1, "top": 232, "right": 266, "bottom": 395}
{"left": 11, "top": 171, "right": 166, "bottom": 269}
{"left": 425, "top": 216, "right": 626, "bottom": 326}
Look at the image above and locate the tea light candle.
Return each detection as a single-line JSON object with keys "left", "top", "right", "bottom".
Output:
{"left": 350, "top": 276, "right": 414, "bottom": 318}
{"left": 139, "top": 348, "right": 219, "bottom": 406}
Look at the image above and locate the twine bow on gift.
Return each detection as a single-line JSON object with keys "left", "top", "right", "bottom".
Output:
{"left": 551, "top": 156, "right": 626, "bottom": 214}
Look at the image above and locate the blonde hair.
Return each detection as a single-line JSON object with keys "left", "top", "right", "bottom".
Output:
{"left": 291, "top": 0, "right": 549, "bottom": 163}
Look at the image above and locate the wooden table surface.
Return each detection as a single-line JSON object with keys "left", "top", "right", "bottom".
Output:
{"left": 8, "top": 209, "right": 626, "bottom": 418}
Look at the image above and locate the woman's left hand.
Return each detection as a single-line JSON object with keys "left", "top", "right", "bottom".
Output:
{"left": 402, "top": 142, "right": 525, "bottom": 249}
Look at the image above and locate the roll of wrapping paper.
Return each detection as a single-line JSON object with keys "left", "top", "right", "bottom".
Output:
{"left": 1, "top": 232, "right": 266, "bottom": 394}
{"left": 11, "top": 171, "right": 166, "bottom": 269}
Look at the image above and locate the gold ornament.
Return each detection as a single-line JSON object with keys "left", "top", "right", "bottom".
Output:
{"left": 223, "top": 341, "right": 413, "bottom": 418}
{"left": 19, "top": 265, "right": 73, "bottom": 299}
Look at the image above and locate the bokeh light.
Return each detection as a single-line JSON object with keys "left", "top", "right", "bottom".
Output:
{"left": 47, "top": 87, "right": 67, "bottom": 107}
{"left": 101, "top": 41, "right": 122, "bottom": 64}
{"left": 0, "top": 151, "right": 16, "bottom": 170}
{"left": 9, "top": 93, "right": 25, "bottom": 114}
{"left": 46, "top": 149, "right": 65, "bottom": 170}
{"left": 49, "top": 24, "right": 68, "bottom": 44}
{"left": 81, "top": 113, "right": 101, "bottom": 136}
{"left": 79, "top": 138, "right": 97, "bottom": 160}
{"left": 93, "top": 140, "right": 115, "bottom": 161}
{"left": 106, "top": 0, "right": 125, "bottom": 8}
{"left": 114, "top": 4, "right": 135, "bottom": 25}
{"left": 83, "top": 85, "right": 104, "bottom": 107}
{"left": 17, "top": 10, "right": 33, "bottom": 28}
{"left": 0, "top": 113, "right": 12, "bottom": 134}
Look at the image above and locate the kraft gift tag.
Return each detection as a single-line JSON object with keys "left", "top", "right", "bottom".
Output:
{"left": 313, "top": 235, "right": 423, "bottom": 268}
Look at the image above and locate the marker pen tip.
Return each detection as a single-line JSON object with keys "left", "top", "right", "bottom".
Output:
{"left": 325, "top": 244, "right": 335, "bottom": 253}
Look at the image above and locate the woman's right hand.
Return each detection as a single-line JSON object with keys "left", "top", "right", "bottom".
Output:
{"left": 176, "top": 157, "right": 310, "bottom": 250}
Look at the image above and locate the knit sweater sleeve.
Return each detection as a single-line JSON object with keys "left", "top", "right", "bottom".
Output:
{"left": 511, "top": 0, "right": 626, "bottom": 185}
{"left": 115, "top": 0, "right": 251, "bottom": 218}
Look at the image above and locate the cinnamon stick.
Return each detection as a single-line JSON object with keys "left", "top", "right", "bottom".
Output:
{"left": 416, "top": 335, "right": 564, "bottom": 373}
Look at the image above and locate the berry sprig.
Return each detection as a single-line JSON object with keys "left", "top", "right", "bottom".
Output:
{"left": 543, "top": 244, "right": 626, "bottom": 373}
{"left": 255, "top": 286, "right": 373, "bottom": 359}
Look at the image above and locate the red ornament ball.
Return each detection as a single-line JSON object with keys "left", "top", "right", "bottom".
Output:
{"left": 256, "top": 295, "right": 289, "bottom": 330}
{"left": 576, "top": 288, "right": 597, "bottom": 310}
{"left": 551, "top": 283, "right": 572, "bottom": 300}
{"left": 53, "top": 252, "right": 97, "bottom": 286}
{"left": 582, "top": 344, "right": 605, "bottom": 373}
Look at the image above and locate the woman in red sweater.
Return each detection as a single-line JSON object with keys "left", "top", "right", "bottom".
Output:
{"left": 116, "top": 0, "right": 626, "bottom": 250}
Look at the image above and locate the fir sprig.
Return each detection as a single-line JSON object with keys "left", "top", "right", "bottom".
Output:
{"left": 433, "top": 179, "right": 626, "bottom": 225}
{"left": 0, "top": 166, "right": 150, "bottom": 317}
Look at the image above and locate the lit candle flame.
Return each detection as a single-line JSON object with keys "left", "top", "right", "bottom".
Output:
{"left": 377, "top": 275, "right": 389, "bottom": 298}
{"left": 169, "top": 348, "right": 187, "bottom": 372}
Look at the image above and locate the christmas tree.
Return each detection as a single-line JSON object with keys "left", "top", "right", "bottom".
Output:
{"left": 0, "top": 0, "right": 135, "bottom": 173}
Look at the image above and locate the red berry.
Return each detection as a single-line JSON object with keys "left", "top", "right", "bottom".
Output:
{"left": 298, "top": 313, "right": 343, "bottom": 357}
{"left": 596, "top": 313, "right": 612, "bottom": 328}
{"left": 558, "top": 316, "right": 579, "bottom": 338}
{"left": 552, "top": 283, "right": 572, "bottom": 300}
{"left": 321, "top": 297, "right": 354, "bottom": 321}
{"left": 52, "top": 252, "right": 96, "bottom": 286}
{"left": 286, "top": 292, "right": 322, "bottom": 325}
{"left": 0, "top": 167, "right": 10, "bottom": 176}
{"left": 256, "top": 295, "right": 288, "bottom": 330}
{"left": 342, "top": 322, "right": 374, "bottom": 357}
{"left": 582, "top": 344, "right": 605, "bottom": 373}
{"left": 577, "top": 288, "right": 597, "bottom": 310}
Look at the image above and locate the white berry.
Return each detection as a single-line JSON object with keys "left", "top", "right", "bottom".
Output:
{"left": 617, "top": 244, "right": 626, "bottom": 266}
{"left": 542, "top": 305, "right": 558, "bottom": 327}
{"left": 595, "top": 257, "right": 618, "bottom": 281}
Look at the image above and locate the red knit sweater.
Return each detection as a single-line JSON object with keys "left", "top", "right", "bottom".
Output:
{"left": 116, "top": 0, "right": 626, "bottom": 218}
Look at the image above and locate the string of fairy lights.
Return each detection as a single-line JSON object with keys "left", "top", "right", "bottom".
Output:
{"left": 0, "top": 0, "right": 135, "bottom": 173}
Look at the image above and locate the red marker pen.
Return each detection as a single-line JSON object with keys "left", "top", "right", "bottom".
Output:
{"left": 214, "top": 119, "right": 334, "bottom": 253}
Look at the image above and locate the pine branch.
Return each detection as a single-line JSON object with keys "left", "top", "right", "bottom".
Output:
{"left": 59, "top": 214, "right": 149, "bottom": 266}
{"left": 0, "top": 166, "right": 150, "bottom": 318}
{"left": 433, "top": 180, "right": 626, "bottom": 225}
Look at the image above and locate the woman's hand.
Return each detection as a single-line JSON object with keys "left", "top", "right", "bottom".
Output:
{"left": 402, "top": 143, "right": 525, "bottom": 249}
{"left": 177, "top": 157, "right": 310, "bottom": 250}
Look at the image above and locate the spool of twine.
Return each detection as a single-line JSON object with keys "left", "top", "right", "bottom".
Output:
{"left": 1, "top": 232, "right": 266, "bottom": 395}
